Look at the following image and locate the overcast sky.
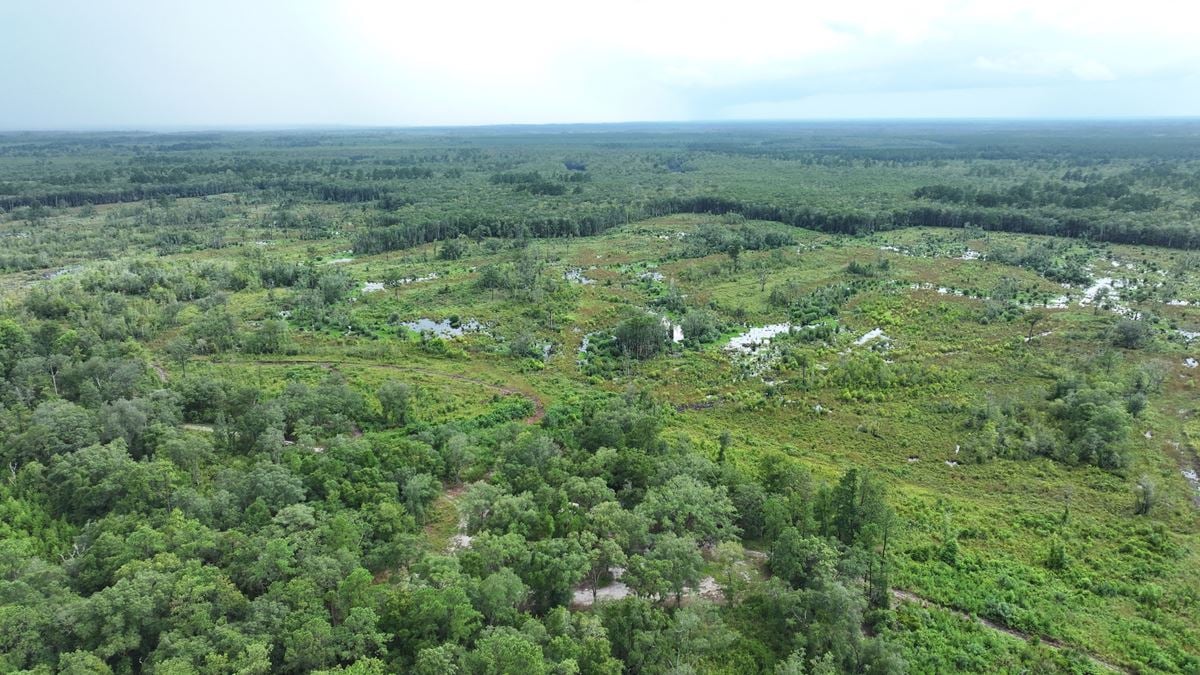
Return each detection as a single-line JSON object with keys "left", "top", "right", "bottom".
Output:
{"left": 3, "top": 0, "right": 1199, "bottom": 129}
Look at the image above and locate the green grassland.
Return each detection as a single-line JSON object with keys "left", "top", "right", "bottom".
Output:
{"left": 2, "top": 125, "right": 1199, "bottom": 673}
{"left": 18, "top": 207, "right": 1200, "bottom": 670}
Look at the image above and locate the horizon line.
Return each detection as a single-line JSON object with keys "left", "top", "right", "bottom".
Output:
{"left": 4, "top": 115, "right": 1200, "bottom": 135}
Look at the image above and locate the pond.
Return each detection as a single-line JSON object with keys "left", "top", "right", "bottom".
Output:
{"left": 564, "top": 268, "right": 595, "bottom": 284}
{"left": 725, "top": 323, "right": 794, "bottom": 353}
{"left": 855, "top": 327, "right": 888, "bottom": 346}
{"left": 401, "top": 318, "right": 486, "bottom": 338}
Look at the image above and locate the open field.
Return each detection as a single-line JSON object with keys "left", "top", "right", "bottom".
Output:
{"left": 1, "top": 124, "right": 1198, "bottom": 673}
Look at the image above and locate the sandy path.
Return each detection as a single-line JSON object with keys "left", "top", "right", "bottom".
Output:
{"left": 890, "top": 589, "right": 1127, "bottom": 673}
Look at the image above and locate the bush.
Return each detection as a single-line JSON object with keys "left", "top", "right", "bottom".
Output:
{"left": 507, "top": 332, "right": 543, "bottom": 359}
{"left": 613, "top": 313, "right": 668, "bottom": 360}
{"left": 679, "top": 309, "right": 720, "bottom": 344}
{"left": 439, "top": 238, "right": 467, "bottom": 260}
{"left": 1110, "top": 319, "right": 1151, "bottom": 349}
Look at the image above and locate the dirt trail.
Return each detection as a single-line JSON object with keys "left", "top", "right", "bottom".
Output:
{"left": 674, "top": 400, "right": 718, "bottom": 412}
{"left": 426, "top": 482, "right": 473, "bottom": 553}
{"left": 569, "top": 571, "right": 722, "bottom": 608}
{"left": 890, "top": 589, "right": 1128, "bottom": 673}
{"left": 226, "top": 358, "right": 545, "bottom": 424}
{"left": 1165, "top": 440, "right": 1200, "bottom": 509}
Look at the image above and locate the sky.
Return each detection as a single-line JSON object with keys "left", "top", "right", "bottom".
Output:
{"left": 2, "top": 0, "right": 1200, "bottom": 129}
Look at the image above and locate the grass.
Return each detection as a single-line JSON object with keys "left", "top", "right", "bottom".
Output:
{"left": 6, "top": 205, "right": 1199, "bottom": 671}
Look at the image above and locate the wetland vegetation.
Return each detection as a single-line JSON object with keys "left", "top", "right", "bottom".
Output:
{"left": 1, "top": 122, "right": 1199, "bottom": 673}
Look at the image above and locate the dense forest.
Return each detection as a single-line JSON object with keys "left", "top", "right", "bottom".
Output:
{"left": 1, "top": 123, "right": 1199, "bottom": 673}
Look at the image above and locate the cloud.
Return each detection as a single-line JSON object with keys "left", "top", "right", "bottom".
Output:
{"left": 974, "top": 53, "right": 1116, "bottom": 82}
{"left": 0, "top": 0, "right": 1198, "bottom": 126}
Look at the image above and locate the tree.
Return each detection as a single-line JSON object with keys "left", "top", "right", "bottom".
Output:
{"left": 46, "top": 440, "right": 144, "bottom": 521}
{"left": 0, "top": 317, "right": 32, "bottom": 375}
{"left": 1023, "top": 310, "right": 1046, "bottom": 341}
{"left": 725, "top": 471, "right": 767, "bottom": 540}
{"left": 283, "top": 616, "right": 337, "bottom": 672}
{"left": 413, "top": 645, "right": 462, "bottom": 675}
{"left": 623, "top": 554, "right": 667, "bottom": 602}
{"left": 476, "top": 265, "right": 510, "bottom": 297}
{"left": 403, "top": 473, "right": 440, "bottom": 524}
{"left": 1111, "top": 319, "right": 1151, "bottom": 349}
{"left": 636, "top": 475, "right": 739, "bottom": 544}
{"left": 599, "top": 598, "right": 669, "bottom": 671}
{"left": 318, "top": 270, "right": 352, "bottom": 304}
{"left": 522, "top": 537, "right": 589, "bottom": 613}
{"left": 466, "top": 628, "right": 547, "bottom": 675}
{"left": 1047, "top": 385, "right": 1130, "bottom": 469}
{"left": 543, "top": 611, "right": 622, "bottom": 675}
{"left": 42, "top": 353, "right": 69, "bottom": 397}
{"left": 437, "top": 432, "right": 476, "bottom": 483}
{"left": 859, "top": 638, "right": 907, "bottom": 674}
{"left": 770, "top": 528, "right": 837, "bottom": 590}
{"left": 334, "top": 568, "right": 380, "bottom": 623}
{"left": 58, "top": 651, "right": 113, "bottom": 675}
{"left": 712, "top": 541, "right": 748, "bottom": 601}
{"left": 383, "top": 268, "right": 408, "bottom": 297}
{"left": 680, "top": 309, "right": 720, "bottom": 344}
{"left": 802, "top": 580, "right": 867, "bottom": 671}
{"left": 189, "top": 306, "right": 239, "bottom": 353}
{"left": 244, "top": 537, "right": 297, "bottom": 592}
{"left": 1046, "top": 537, "right": 1069, "bottom": 570}
{"left": 662, "top": 603, "right": 739, "bottom": 671}
{"left": 856, "top": 475, "right": 895, "bottom": 610}
{"left": 238, "top": 461, "right": 307, "bottom": 512}
{"left": 587, "top": 501, "right": 650, "bottom": 552}
{"left": 377, "top": 380, "right": 413, "bottom": 427}
{"left": 439, "top": 238, "right": 468, "bottom": 261}
{"left": 1092, "top": 286, "right": 1110, "bottom": 314}
{"left": 165, "top": 336, "right": 194, "bottom": 373}
{"left": 114, "top": 394, "right": 180, "bottom": 450}
{"left": 474, "top": 568, "right": 527, "bottom": 626}
{"left": 613, "top": 313, "right": 668, "bottom": 360}
{"left": 828, "top": 468, "right": 887, "bottom": 546}
{"left": 159, "top": 432, "right": 215, "bottom": 483}
{"left": 627, "top": 534, "right": 703, "bottom": 605}
{"left": 1134, "top": 475, "right": 1155, "bottom": 515}
{"left": 728, "top": 242, "right": 742, "bottom": 272}
{"left": 458, "top": 531, "right": 532, "bottom": 579}
{"left": 775, "top": 650, "right": 807, "bottom": 675}
{"left": 10, "top": 356, "right": 51, "bottom": 406}
{"left": 245, "top": 319, "right": 289, "bottom": 354}
{"left": 579, "top": 532, "right": 627, "bottom": 603}
{"left": 15, "top": 399, "right": 98, "bottom": 464}
{"left": 319, "top": 656, "right": 389, "bottom": 674}
{"left": 382, "top": 584, "right": 482, "bottom": 656}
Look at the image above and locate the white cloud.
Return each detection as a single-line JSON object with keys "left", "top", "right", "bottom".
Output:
{"left": 1, "top": 0, "right": 1198, "bottom": 126}
{"left": 974, "top": 53, "right": 1117, "bottom": 82}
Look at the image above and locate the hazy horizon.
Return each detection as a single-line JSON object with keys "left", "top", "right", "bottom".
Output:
{"left": 7, "top": 116, "right": 1200, "bottom": 135}
{"left": 4, "top": 0, "right": 1200, "bottom": 129}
